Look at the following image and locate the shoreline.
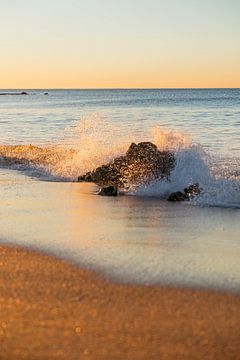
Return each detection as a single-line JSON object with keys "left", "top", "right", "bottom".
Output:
{"left": 1, "top": 243, "right": 240, "bottom": 359}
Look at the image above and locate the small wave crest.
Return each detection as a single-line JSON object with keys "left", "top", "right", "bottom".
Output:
{"left": 0, "top": 117, "right": 239, "bottom": 208}
{"left": 0, "top": 117, "right": 189, "bottom": 180}
{"left": 136, "top": 145, "right": 240, "bottom": 208}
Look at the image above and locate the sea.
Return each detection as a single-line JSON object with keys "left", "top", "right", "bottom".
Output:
{"left": 0, "top": 89, "right": 239, "bottom": 291}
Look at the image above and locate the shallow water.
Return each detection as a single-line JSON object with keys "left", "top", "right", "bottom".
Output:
{"left": 0, "top": 168, "right": 239, "bottom": 291}
{"left": 0, "top": 89, "right": 240, "bottom": 157}
{"left": 0, "top": 89, "right": 239, "bottom": 290}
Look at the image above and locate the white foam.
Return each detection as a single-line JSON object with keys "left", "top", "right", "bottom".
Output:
{"left": 136, "top": 145, "right": 240, "bottom": 209}
{"left": 0, "top": 118, "right": 239, "bottom": 208}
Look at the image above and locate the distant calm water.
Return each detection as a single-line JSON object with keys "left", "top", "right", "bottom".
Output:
{"left": 0, "top": 89, "right": 239, "bottom": 157}
{"left": 0, "top": 89, "right": 239, "bottom": 291}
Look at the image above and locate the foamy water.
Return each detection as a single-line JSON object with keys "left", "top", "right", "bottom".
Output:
{"left": 0, "top": 119, "right": 239, "bottom": 208}
{"left": 0, "top": 89, "right": 239, "bottom": 290}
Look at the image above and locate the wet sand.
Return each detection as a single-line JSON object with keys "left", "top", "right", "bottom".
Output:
{"left": 0, "top": 244, "right": 240, "bottom": 360}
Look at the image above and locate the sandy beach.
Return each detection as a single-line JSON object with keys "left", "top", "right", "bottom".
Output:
{"left": 0, "top": 244, "right": 239, "bottom": 360}
{"left": 1, "top": 0, "right": 240, "bottom": 359}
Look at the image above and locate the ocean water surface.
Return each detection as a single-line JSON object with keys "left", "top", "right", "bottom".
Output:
{"left": 0, "top": 89, "right": 239, "bottom": 291}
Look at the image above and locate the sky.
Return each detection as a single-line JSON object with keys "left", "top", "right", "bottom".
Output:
{"left": 0, "top": 0, "right": 240, "bottom": 88}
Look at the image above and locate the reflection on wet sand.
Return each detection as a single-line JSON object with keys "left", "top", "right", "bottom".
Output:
{"left": 1, "top": 169, "right": 240, "bottom": 291}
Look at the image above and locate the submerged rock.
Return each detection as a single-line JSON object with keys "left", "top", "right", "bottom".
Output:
{"left": 98, "top": 186, "right": 118, "bottom": 196}
{"left": 168, "top": 183, "right": 201, "bottom": 202}
{"left": 78, "top": 142, "right": 175, "bottom": 188}
{"left": 168, "top": 191, "right": 187, "bottom": 202}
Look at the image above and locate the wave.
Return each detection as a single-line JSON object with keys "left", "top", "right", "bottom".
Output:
{"left": 136, "top": 147, "right": 240, "bottom": 208}
{"left": 0, "top": 119, "right": 239, "bottom": 209}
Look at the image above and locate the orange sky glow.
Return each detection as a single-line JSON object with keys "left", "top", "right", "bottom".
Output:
{"left": 1, "top": 0, "right": 239, "bottom": 89}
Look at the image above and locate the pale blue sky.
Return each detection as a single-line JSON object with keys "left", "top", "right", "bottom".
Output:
{"left": 1, "top": 0, "right": 240, "bottom": 88}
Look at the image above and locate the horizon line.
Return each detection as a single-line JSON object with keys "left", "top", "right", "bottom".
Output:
{"left": 1, "top": 87, "right": 240, "bottom": 90}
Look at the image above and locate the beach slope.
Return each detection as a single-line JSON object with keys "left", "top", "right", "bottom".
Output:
{"left": 0, "top": 245, "right": 240, "bottom": 360}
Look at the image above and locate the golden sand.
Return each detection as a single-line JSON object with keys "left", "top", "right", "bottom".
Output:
{"left": 0, "top": 244, "right": 240, "bottom": 360}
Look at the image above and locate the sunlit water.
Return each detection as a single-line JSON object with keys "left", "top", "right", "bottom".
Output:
{"left": 0, "top": 89, "right": 239, "bottom": 291}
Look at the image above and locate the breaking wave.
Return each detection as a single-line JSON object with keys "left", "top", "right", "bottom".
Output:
{"left": 136, "top": 147, "right": 240, "bottom": 208}
{"left": 0, "top": 118, "right": 239, "bottom": 208}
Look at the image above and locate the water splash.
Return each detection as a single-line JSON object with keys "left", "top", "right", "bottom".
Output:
{"left": 136, "top": 145, "right": 240, "bottom": 208}
{"left": 0, "top": 117, "right": 239, "bottom": 208}
{"left": 151, "top": 125, "right": 190, "bottom": 151}
{"left": 0, "top": 117, "right": 188, "bottom": 180}
{"left": 0, "top": 116, "right": 126, "bottom": 180}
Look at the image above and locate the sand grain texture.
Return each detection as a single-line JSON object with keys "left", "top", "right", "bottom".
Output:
{"left": 0, "top": 245, "right": 240, "bottom": 360}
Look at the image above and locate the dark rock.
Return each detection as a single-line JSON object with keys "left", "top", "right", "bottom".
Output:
{"left": 78, "top": 142, "right": 203, "bottom": 201}
{"left": 126, "top": 142, "right": 158, "bottom": 160}
{"left": 184, "top": 183, "right": 201, "bottom": 199}
{"left": 168, "top": 191, "right": 187, "bottom": 202}
{"left": 44, "top": 92, "right": 49, "bottom": 95}
{"left": 168, "top": 183, "right": 201, "bottom": 202}
{"left": 78, "top": 172, "right": 93, "bottom": 182}
{"left": 78, "top": 142, "right": 175, "bottom": 189}
{"left": 98, "top": 186, "right": 118, "bottom": 196}
{"left": 0, "top": 91, "right": 28, "bottom": 96}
